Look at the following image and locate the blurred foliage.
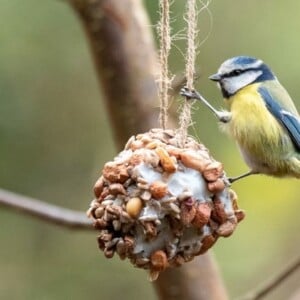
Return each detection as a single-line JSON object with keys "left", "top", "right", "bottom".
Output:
{"left": 0, "top": 0, "right": 300, "bottom": 299}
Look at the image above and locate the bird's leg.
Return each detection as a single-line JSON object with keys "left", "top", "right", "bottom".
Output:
{"left": 228, "top": 170, "right": 259, "bottom": 183}
{"left": 180, "top": 87, "right": 232, "bottom": 123}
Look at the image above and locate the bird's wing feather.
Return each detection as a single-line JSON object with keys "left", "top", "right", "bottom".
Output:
{"left": 258, "top": 85, "right": 300, "bottom": 150}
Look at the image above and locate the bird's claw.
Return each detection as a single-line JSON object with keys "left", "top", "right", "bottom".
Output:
{"left": 180, "top": 87, "right": 199, "bottom": 100}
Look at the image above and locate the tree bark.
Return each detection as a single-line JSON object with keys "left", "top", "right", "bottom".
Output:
{"left": 70, "top": 0, "right": 160, "bottom": 149}
{"left": 69, "top": 0, "right": 228, "bottom": 299}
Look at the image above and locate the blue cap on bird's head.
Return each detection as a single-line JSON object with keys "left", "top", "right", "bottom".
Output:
{"left": 209, "top": 56, "right": 276, "bottom": 98}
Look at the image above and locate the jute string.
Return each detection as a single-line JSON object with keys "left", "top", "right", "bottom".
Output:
{"left": 158, "top": 0, "right": 171, "bottom": 130}
{"left": 178, "top": 0, "right": 197, "bottom": 147}
{"left": 158, "top": 0, "right": 197, "bottom": 147}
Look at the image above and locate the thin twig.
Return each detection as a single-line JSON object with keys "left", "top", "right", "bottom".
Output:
{"left": 238, "top": 256, "right": 300, "bottom": 300}
{"left": 0, "top": 188, "right": 93, "bottom": 230}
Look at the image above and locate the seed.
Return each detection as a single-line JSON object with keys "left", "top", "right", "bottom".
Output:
{"left": 112, "top": 220, "right": 121, "bottom": 231}
{"left": 197, "top": 235, "right": 216, "bottom": 255}
{"left": 144, "top": 151, "right": 160, "bottom": 167}
{"left": 94, "top": 206, "right": 105, "bottom": 218}
{"left": 180, "top": 150, "right": 210, "bottom": 172}
{"left": 192, "top": 203, "right": 211, "bottom": 228}
{"left": 141, "top": 135, "right": 152, "bottom": 144}
{"left": 103, "top": 210, "right": 113, "bottom": 222}
{"left": 144, "top": 221, "right": 157, "bottom": 238}
{"left": 94, "top": 219, "right": 107, "bottom": 229}
{"left": 150, "top": 250, "right": 168, "bottom": 272}
{"left": 235, "top": 210, "right": 246, "bottom": 222}
{"left": 165, "top": 243, "right": 177, "bottom": 259}
{"left": 99, "top": 232, "right": 112, "bottom": 242}
{"left": 229, "top": 188, "right": 238, "bottom": 199}
{"left": 124, "top": 135, "right": 135, "bottom": 150}
{"left": 137, "top": 177, "right": 148, "bottom": 184}
{"left": 123, "top": 178, "right": 132, "bottom": 188}
{"left": 154, "top": 219, "right": 161, "bottom": 226}
{"left": 124, "top": 235, "right": 135, "bottom": 251}
{"left": 86, "top": 206, "right": 94, "bottom": 218}
{"left": 102, "top": 162, "right": 129, "bottom": 183}
{"left": 212, "top": 198, "right": 228, "bottom": 224}
{"left": 109, "top": 183, "right": 126, "bottom": 195}
{"left": 207, "top": 178, "right": 225, "bottom": 193}
{"left": 217, "top": 220, "right": 237, "bottom": 237}
{"left": 149, "top": 181, "right": 168, "bottom": 199}
{"left": 104, "top": 248, "right": 114, "bottom": 259}
{"left": 98, "top": 187, "right": 110, "bottom": 202}
{"left": 145, "top": 141, "right": 159, "bottom": 149}
{"left": 150, "top": 128, "right": 162, "bottom": 133}
{"left": 131, "top": 140, "right": 144, "bottom": 150}
{"left": 101, "top": 199, "right": 114, "bottom": 206}
{"left": 129, "top": 153, "right": 144, "bottom": 166}
{"left": 135, "top": 257, "right": 150, "bottom": 266}
{"left": 106, "top": 237, "right": 120, "bottom": 249}
{"left": 137, "top": 182, "right": 150, "bottom": 190}
{"left": 120, "top": 211, "right": 133, "bottom": 222}
{"left": 172, "top": 255, "right": 185, "bottom": 267}
{"left": 155, "top": 147, "right": 177, "bottom": 173}
{"left": 126, "top": 197, "right": 143, "bottom": 218}
{"left": 149, "top": 270, "right": 160, "bottom": 282}
{"left": 165, "top": 145, "right": 182, "bottom": 159}
{"left": 94, "top": 176, "right": 104, "bottom": 198}
{"left": 106, "top": 205, "right": 122, "bottom": 216}
{"left": 178, "top": 191, "right": 193, "bottom": 202}
{"left": 169, "top": 203, "right": 180, "bottom": 214}
{"left": 116, "top": 240, "right": 126, "bottom": 257}
{"left": 140, "top": 190, "right": 152, "bottom": 201}
{"left": 202, "top": 162, "right": 223, "bottom": 182}
{"left": 180, "top": 203, "right": 196, "bottom": 226}
{"left": 161, "top": 196, "right": 176, "bottom": 204}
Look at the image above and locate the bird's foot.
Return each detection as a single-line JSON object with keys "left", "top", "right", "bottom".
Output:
{"left": 180, "top": 87, "right": 201, "bottom": 100}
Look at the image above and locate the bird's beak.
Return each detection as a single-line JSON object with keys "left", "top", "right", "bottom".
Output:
{"left": 209, "top": 73, "right": 222, "bottom": 82}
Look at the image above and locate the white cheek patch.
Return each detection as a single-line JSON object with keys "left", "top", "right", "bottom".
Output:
{"left": 222, "top": 70, "right": 262, "bottom": 95}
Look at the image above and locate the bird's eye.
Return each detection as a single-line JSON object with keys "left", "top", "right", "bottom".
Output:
{"left": 231, "top": 69, "right": 243, "bottom": 76}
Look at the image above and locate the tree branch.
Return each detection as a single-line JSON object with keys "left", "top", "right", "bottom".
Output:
{"left": 1, "top": 1, "right": 229, "bottom": 299}
{"left": 68, "top": 1, "right": 228, "bottom": 299}
{"left": 69, "top": 0, "right": 160, "bottom": 149}
{"left": 0, "top": 188, "right": 93, "bottom": 230}
{"left": 239, "top": 256, "right": 300, "bottom": 300}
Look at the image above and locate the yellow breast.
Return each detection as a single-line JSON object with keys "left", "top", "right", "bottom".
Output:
{"left": 222, "top": 83, "right": 283, "bottom": 155}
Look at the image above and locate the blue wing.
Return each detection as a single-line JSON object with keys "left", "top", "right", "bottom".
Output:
{"left": 258, "top": 86, "right": 300, "bottom": 150}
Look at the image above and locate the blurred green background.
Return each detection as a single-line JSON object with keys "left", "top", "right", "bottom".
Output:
{"left": 1, "top": 0, "right": 300, "bottom": 299}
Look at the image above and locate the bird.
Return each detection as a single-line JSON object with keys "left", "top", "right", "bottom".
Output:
{"left": 181, "top": 56, "right": 300, "bottom": 182}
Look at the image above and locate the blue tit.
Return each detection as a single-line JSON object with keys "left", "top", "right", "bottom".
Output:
{"left": 181, "top": 56, "right": 300, "bottom": 182}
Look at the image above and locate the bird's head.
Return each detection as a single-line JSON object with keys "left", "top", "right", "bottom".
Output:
{"left": 209, "top": 56, "right": 276, "bottom": 98}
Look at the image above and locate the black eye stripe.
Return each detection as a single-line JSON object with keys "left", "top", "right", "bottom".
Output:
{"left": 223, "top": 67, "right": 261, "bottom": 78}
{"left": 223, "top": 69, "right": 244, "bottom": 78}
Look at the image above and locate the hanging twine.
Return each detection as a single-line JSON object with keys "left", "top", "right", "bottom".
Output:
{"left": 158, "top": 0, "right": 171, "bottom": 130}
{"left": 178, "top": 0, "right": 197, "bottom": 147}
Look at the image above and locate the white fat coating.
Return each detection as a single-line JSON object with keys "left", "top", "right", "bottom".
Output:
{"left": 167, "top": 166, "right": 211, "bottom": 200}
{"left": 135, "top": 163, "right": 162, "bottom": 183}
{"left": 136, "top": 162, "right": 211, "bottom": 200}
{"left": 217, "top": 189, "right": 235, "bottom": 217}
{"left": 139, "top": 205, "right": 161, "bottom": 221}
{"left": 133, "top": 220, "right": 173, "bottom": 256}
